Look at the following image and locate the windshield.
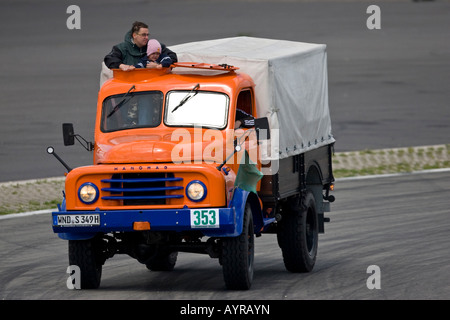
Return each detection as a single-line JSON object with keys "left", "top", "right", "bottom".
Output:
{"left": 101, "top": 91, "right": 163, "bottom": 132}
{"left": 165, "top": 91, "right": 229, "bottom": 129}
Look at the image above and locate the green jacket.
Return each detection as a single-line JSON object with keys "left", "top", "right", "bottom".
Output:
{"left": 104, "top": 31, "right": 146, "bottom": 68}
{"left": 104, "top": 31, "right": 178, "bottom": 69}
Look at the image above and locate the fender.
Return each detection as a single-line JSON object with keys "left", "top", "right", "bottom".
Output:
{"left": 228, "top": 187, "right": 265, "bottom": 236}
{"left": 58, "top": 232, "right": 98, "bottom": 240}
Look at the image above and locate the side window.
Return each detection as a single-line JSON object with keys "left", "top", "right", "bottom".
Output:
{"left": 235, "top": 89, "right": 255, "bottom": 129}
{"left": 236, "top": 89, "right": 253, "bottom": 116}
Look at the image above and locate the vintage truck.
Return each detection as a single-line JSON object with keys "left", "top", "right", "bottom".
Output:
{"left": 49, "top": 37, "right": 335, "bottom": 290}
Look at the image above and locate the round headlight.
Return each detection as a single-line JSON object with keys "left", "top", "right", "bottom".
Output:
{"left": 186, "top": 180, "right": 207, "bottom": 202}
{"left": 78, "top": 183, "right": 99, "bottom": 204}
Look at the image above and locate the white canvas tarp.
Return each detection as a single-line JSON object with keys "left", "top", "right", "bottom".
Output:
{"left": 170, "top": 37, "right": 335, "bottom": 160}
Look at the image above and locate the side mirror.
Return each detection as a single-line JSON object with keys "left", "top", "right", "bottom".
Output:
{"left": 62, "top": 123, "right": 75, "bottom": 146}
{"left": 254, "top": 117, "right": 270, "bottom": 140}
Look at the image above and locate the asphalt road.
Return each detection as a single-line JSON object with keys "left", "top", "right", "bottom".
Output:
{"left": 1, "top": 0, "right": 450, "bottom": 182}
{"left": 1, "top": 0, "right": 449, "bottom": 305}
{"left": 1, "top": 170, "right": 449, "bottom": 300}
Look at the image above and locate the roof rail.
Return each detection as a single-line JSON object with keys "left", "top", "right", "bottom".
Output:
{"left": 172, "top": 62, "right": 239, "bottom": 71}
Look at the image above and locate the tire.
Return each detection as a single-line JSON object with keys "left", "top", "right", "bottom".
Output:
{"left": 68, "top": 237, "right": 103, "bottom": 289}
{"left": 221, "top": 203, "right": 255, "bottom": 290}
{"left": 146, "top": 251, "right": 178, "bottom": 271}
{"left": 277, "top": 190, "right": 319, "bottom": 273}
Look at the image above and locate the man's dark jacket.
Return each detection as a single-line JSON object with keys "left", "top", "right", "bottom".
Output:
{"left": 104, "top": 31, "right": 177, "bottom": 68}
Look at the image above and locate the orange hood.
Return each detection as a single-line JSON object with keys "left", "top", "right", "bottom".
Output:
{"left": 98, "top": 140, "right": 176, "bottom": 163}
{"left": 96, "top": 139, "right": 226, "bottom": 164}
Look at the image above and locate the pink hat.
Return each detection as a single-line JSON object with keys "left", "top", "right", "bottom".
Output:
{"left": 147, "top": 39, "right": 161, "bottom": 56}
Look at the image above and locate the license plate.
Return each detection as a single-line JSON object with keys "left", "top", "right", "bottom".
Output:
{"left": 190, "top": 209, "right": 219, "bottom": 228}
{"left": 56, "top": 214, "right": 100, "bottom": 226}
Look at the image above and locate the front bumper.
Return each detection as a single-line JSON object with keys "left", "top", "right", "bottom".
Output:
{"left": 52, "top": 207, "right": 240, "bottom": 240}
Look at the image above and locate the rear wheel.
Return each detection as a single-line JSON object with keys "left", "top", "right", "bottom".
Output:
{"left": 221, "top": 203, "right": 255, "bottom": 290}
{"left": 277, "top": 190, "right": 318, "bottom": 272}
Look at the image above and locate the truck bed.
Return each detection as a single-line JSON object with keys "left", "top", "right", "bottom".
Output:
{"left": 258, "top": 144, "right": 334, "bottom": 203}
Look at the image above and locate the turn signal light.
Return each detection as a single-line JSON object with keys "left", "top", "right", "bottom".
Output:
{"left": 133, "top": 221, "right": 151, "bottom": 230}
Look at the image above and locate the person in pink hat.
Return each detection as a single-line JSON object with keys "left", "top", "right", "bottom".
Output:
{"left": 135, "top": 39, "right": 173, "bottom": 69}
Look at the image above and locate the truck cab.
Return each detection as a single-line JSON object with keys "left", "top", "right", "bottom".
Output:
{"left": 66, "top": 65, "right": 261, "bottom": 214}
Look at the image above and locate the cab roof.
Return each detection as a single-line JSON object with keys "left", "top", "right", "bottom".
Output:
{"left": 100, "top": 62, "right": 254, "bottom": 97}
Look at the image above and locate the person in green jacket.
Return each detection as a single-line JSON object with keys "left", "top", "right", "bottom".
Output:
{"left": 104, "top": 21, "right": 177, "bottom": 71}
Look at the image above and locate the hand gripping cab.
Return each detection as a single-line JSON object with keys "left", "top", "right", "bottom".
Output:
{"left": 49, "top": 37, "right": 335, "bottom": 290}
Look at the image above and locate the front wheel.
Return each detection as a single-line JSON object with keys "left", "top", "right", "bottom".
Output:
{"left": 221, "top": 203, "right": 255, "bottom": 290}
{"left": 68, "top": 236, "right": 104, "bottom": 289}
{"left": 277, "top": 190, "right": 319, "bottom": 273}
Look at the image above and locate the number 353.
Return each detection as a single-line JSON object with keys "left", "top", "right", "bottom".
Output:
{"left": 190, "top": 209, "right": 219, "bottom": 228}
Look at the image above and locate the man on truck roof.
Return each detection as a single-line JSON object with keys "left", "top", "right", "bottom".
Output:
{"left": 104, "top": 21, "right": 177, "bottom": 71}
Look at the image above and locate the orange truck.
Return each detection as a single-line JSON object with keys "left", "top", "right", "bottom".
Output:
{"left": 49, "top": 37, "right": 335, "bottom": 290}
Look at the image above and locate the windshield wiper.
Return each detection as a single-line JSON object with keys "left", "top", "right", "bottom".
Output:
{"left": 171, "top": 84, "right": 200, "bottom": 113}
{"left": 107, "top": 85, "right": 136, "bottom": 118}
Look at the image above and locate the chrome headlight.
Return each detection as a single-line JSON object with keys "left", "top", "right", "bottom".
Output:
{"left": 186, "top": 180, "right": 207, "bottom": 202}
{"left": 78, "top": 183, "right": 99, "bottom": 204}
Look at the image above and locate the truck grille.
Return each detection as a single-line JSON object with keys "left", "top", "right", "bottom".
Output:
{"left": 101, "top": 173, "right": 184, "bottom": 205}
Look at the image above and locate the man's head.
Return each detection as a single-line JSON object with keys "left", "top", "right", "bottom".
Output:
{"left": 131, "top": 21, "right": 149, "bottom": 48}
